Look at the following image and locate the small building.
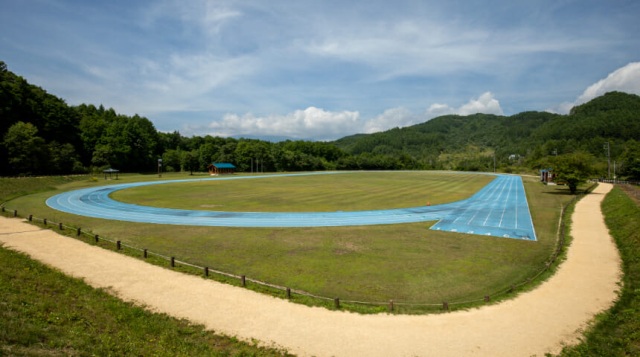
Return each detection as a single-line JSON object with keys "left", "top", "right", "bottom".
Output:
{"left": 103, "top": 168, "right": 119, "bottom": 180}
{"left": 540, "top": 168, "right": 554, "bottom": 183}
{"left": 208, "top": 163, "right": 236, "bottom": 175}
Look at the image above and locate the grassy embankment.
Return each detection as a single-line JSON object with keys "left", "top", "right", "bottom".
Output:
{"left": 0, "top": 243, "right": 292, "bottom": 356}
{"left": 1, "top": 175, "right": 291, "bottom": 356}
{"left": 2, "top": 172, "right": 579, "bottom": 313}
{"left": 557, "top": 184, "right": 640, "bottom": 356}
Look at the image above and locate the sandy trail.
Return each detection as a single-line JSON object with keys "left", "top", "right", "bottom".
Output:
{"left": 0, "top": 183, "right": 621, "bottom": 356}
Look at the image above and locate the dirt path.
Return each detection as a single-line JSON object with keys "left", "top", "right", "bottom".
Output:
{"left": 0, "top": 183, "right": 621, "bottom": 356}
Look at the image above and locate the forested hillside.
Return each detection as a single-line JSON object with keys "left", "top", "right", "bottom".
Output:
{"left": 1, "top": 60, "right": 639, "bottom": 179}
{"left": 335, "top": 92, "right": 640, "bottom": 177}
{"left": 0, "top": 61, "right": 347, "bottom": 175}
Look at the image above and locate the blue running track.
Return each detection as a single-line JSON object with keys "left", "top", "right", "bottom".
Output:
{"left": 46, "top": 172, "right": 536, "bottom": 240}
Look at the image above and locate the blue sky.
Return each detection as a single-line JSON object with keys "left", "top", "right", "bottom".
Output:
{"left": 2, "top": 0, "right": 639, "bottom": 141}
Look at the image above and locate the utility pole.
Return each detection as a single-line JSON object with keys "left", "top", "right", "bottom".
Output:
{"left": 493, "top": 148, "right": 497, "bottom": 173}
{"left": 604, "top": 142, "right": 611, "bottom": 179}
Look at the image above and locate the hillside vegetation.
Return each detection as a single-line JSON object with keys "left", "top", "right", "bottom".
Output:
{"left": 334, "top": 92, "right": 640, "bottom": 176}
{"left": 2, "top": 60, "right": 640, "bottom": 179}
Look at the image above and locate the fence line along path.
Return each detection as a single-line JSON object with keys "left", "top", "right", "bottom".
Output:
{"left": 0, "top": 183, "right": 621, "bottom": 357}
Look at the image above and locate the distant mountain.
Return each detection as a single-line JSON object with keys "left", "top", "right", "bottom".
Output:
{"left": 332, "top": 92, "right": 640, "bottom": 171}
{"left": 231, "top": 134, "right": 299, "bottom": 142}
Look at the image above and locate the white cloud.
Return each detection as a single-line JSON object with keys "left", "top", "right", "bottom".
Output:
{"left": 427, "top": 92, "right": 504, "bottom": 117}
{"left": 305, "top": 20, "right": 493, "bottom": 80}
{"left": 575, "top": 62, "right": 640, "bottom": 104}
{"left": 144, "top": 0, "right": 241, "bottom": 37}
{"left": 549, "top": 62, "right": 640, "bottom": 113}
{"left": 201, "top": 92, "right": 504, "bottom": 140}
{"left": 207, "top": 107, "right": 361, "bottom": 141}
{"left": 362, "top": 107, "right": 419, "bottom": 134}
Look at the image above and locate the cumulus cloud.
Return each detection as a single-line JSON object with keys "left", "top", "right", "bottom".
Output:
{"left": 550, "top": 62, "right": 640, "bottom": 113}
{"left": 362, "top": 107, "right": 419, "bottom": 134}
{"left": 427, "top": 92, "right": 504, "bottom": 117}
{"left": 575, "top": 62, "right": 640, "bottom": 104}
{"left": 201, "top": 92, "right": 505, "bottom": 140}
{"left": 207, "top": 107, "right": 361, "bottom": 141}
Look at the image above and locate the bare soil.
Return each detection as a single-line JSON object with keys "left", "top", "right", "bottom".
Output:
{"left": 0, "top": 183, "right": 621, "bottom": 356}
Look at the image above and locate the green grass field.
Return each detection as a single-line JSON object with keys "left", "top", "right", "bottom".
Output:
{"left": 2, "top": 171, "right": 579, "bottom": 312}
{"left": 112, "top": 172, "right": 492, "bottom": 211}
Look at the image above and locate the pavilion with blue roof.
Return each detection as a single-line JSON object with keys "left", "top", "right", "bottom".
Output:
{"left": 208, "top": 163, "right": 236, "bottom": 175}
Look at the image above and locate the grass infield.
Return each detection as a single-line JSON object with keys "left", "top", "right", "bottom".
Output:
{"left": 3, "top": 171, "right": 580, "bottom": 311}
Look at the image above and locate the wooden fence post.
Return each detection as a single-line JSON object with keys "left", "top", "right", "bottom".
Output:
{"left": 171, "top": 257, "right": 175, "bottom": 267}
{"left": 43, "top": 218, "right": 47, "bottom": 226}
{"left": 442, "top": 301, "right": 449, "bottom": 311}
{"left": 204, "top": 266, "right": 209, "bottom": 276}
{"left": 77, "top": 228, "right": 81, "bottom": 236}
{"left": 28, "top": 214, "right": 32, "bottom": 221}
{"left": 116, "top": 240, "right": 121, "bottom": 250}
{"left": 14, "top": 210, "right": 17, "bottom": 217}
{"left": 484, "top": 295, "right": 490, "bottom": 302}
{"left": 95, "top": 235, "right": 99, "bottom": 243}
{"left": 59, "top": 222, "right": 63, "bottom": 230}
{"left": 241, "top": 275, "right": 246, "bottom": 287}
{"left": 143, "top": 249, "right": 148, "bottom": 258}
{"left": 286, "top": 288, "right": 291, "bottom": 299}
{"left": 389, "top": 299, "right": 394, "bottom": 312}
{"left": 334, "top": 298, "right": 340, "bottom": 309}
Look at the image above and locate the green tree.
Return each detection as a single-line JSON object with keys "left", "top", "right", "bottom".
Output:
{"left": 551, "top": 152, "right": 596, "bottom": 194}
{"left": 162, "top": 149, "right": 182, "bottom": 172}
{"left": 618, "top": 140, "right": 640, "bottom": 180}
{"left": 2, "top": 121, "right": 47, "bottom": 175}
{"left": 181, "top": 149, "right": 199, "bottom": 175}
{"left": 48, "top": 141, "right": 82, "bottom": 174}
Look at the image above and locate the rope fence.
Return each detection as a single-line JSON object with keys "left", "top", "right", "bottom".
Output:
{"left": 1, "top": 184, "right": 595, "bottom": 312}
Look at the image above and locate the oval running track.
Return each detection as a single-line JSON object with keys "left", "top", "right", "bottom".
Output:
{"left": 0, "top": 183, "right": 621, "bottom": 356}
{"left": 46, "top": 172, "right": 536, "bottom": 240}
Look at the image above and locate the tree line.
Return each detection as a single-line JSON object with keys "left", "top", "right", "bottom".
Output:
{"left": 1, "top": 61, "right": 416, "bottom": 176}
{"left": 2, "top": 60, "right": 639, "bottom": 181}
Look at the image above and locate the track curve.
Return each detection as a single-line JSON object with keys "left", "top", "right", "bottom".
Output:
{"left": 46, "top": 172, "right": 536, "bottom": 240}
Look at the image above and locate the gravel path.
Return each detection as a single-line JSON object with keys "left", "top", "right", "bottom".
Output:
{"left": 0, "top": 183, "right": 621, "bottom": 356}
